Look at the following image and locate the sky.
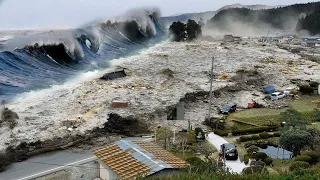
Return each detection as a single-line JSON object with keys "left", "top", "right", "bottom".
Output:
{"left": 0, "top": 0, "right": 318, "bottom": 29}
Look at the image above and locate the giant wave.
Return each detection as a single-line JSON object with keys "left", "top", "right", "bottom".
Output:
{"left": 0, "top": 9, "right": 165, "bottom": 100}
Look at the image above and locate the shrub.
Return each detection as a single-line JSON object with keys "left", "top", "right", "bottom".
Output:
{"left": 289, "top": 161, "right": 310, "bottom": 171}
{"left": 264, "top": 157, "right": 273, "bottom": 166}
{"left": 232, "top": 126, "right": 278, "bottom": 136}
{"left": 272, "top": 132, "right": 281, "bottom": 137}
{"left": 247, "top": 145, "right": 259, "bottom": 153}
{"left": 257, "top": 161, "right": 266, "bottom": 167}
{"left": 213, "top": 130, "right": 229, "bottom": 137}
{"left": 244, "top": 154, "right": 250, "bottom": 165}
{"left": 186, "top": 156, "right": 204, "bottom": 166}
{"left": 294, "top": 155, "right": 312, "bottom": 164}
{"left": 301, "top": 151, "right": 319, "bottom": 164}
{"left": 255, "top": 152, "right": 268, "bottom": 161}
{"left": 251, "top": 135, "right": 260, "bottom": 140}
{"left": 299, "top": 84, "right": 314, "bottom": 94}
{"left": 239, "top": 136, "right": 252, "bottom": 142}
{"left": 259, "top": 132, "right": 270, "bottom": 139}
{"left": 242, "top": 165, "right": 268, "bottom": 174}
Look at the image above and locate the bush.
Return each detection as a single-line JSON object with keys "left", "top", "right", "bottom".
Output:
{"left": 301, "top": 151, "right": 319, "bottom": 164}
{"left": 255, "top": 152, "right": 268, "bottom": 161}
{"left": 251, "top": 135, "right": 260, "bottom": 140}
{"left": 242, "top": 165, "right": 268, "bottom": 174}
{"left": 272, "top": 132, "right": 281, "bottom": 137}
{"left": 294, "top": 155, "right": 312, "bottom": 164}
{"left": 264, "top": 157, "right": 273, "bottom": 166}
{"left": 257, "top": 161, "right": 266, "bottom": 167}
{"left": 259, "top": 132, "right": 270, "bottom": 139}
{"left": 244, "top": 154, "right": 250, "bottom": 164}
{"left": 299, "top": 84, "right": 314, "bottom": 94}
{"left": 289, "top": 161, "right": 310, "bottom": 171}
{"left": 186, "top": 156, "right": 204, "bottom": 166}
{"left": 247, "top": 145, "right": 259, "bottom": 153}
{"left": 232, "top": 126, "right": 278, "bottom": 136}
{"left": 213, "top": 130, "right": 229, "bottom": 137}
{"left": 239, "top": 136, "right": 252, "bottom": 142}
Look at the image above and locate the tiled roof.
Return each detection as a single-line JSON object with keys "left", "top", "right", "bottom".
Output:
{"left": 92, "top": 140, "right": 188, "bottom": 179}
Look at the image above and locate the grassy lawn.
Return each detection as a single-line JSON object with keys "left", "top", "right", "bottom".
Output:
{"left": 272, "top": 159, "right": 291, "bottom": 173}
{"left": 227, "top": 95, "right": 320, "bottom": 126}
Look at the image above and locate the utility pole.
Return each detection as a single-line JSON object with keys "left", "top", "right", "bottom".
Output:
{"left": 208, "top": 57, "right": 214, "bottom": 123}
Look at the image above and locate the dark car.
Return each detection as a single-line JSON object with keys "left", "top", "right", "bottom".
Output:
{"left": 221, "top": 143, "right": 238, "bottom": 160}
{"left": 220, "top": 104, "right": 237, "bottom": 114}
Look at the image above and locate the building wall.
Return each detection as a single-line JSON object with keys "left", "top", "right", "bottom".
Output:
{"left": 35, "top": 161, "right": 99, "bottom": 180}
{"left": 99, "top": 163, "right": 120, "bottom": 180}
{"left": 176, "top": 102, "right": 185, "bottom": 120}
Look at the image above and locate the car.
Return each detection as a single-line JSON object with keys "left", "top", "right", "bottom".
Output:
{"left": 221, "top": 143, "right": 238, "bottom": 160}
{"left": 270, "top": 92, "right": 285, "bottom": 100}
{"left": 220, "top": 104, "right": 237, "bottom": 114}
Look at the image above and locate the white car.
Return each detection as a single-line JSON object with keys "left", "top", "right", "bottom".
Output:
{"left": 271, "top": 92, "right": 285, "bottom": 100}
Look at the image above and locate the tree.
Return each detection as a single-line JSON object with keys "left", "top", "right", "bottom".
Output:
{"left": 279, "top": 129, "right": 312, "bottom": 156}
{"left": 175, "top": 132, "right": 194, "bottom": 157}
{"left": 280, "top": 109, "right": 308, "bottom": 129}
{"left": 169, "top": 21, "right": 186, "bottom": 42}
{"left": 200, "top": 141, "right": 216, "bottom": 160}
{"left": 156, "top": 127, "right": 173, "bottom": 150}
{"left": 186, "top": 19, "right": 202, "bottom": 41}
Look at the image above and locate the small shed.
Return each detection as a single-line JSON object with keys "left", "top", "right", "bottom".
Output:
{"left": 101, "top": 70, "right": 126, "bottom": 80}
{"left": 93, "top": 140, "right": 188, "bottom": 180}
{"left": 263, "top": 86, "right": 276, "bottom": 94}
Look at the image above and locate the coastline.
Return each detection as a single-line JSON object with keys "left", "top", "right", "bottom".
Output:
{"left": 2, "top": 38, "right": 320, "bottom": 153}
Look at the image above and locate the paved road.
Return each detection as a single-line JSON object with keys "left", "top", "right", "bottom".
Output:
{"left": 0, "top": 137, "right": 152, "bottom": 180}
{"left": 207, "top": 133, "right": 248, "bottom": 174}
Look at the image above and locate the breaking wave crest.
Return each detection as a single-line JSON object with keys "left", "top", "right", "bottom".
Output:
{"left": 0, "top": 9, "right": 165, "bottom": 99}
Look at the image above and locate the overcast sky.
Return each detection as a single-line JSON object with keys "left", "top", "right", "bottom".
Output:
{"left": 0, "top": 0, "right": 318, "bottom": 29}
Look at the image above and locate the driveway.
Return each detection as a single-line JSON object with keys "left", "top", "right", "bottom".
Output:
{"left": 207, "top": 133, "right": 248, "bottom": 174}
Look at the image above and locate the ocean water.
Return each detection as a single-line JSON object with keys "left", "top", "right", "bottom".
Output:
{"left": 0, "top": 10, "right": 165, "bottom": 101}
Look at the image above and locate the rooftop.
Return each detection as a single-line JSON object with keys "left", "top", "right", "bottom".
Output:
{"left": 92, "top": 140, "right": 188, "bottom": 179}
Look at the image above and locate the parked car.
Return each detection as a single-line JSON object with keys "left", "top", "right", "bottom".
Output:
{"left": 270, "top": 92, "right": 285, "bottom": 100}
{"left": 221, "top": 143, "right": 238, "bottom": 160}
{"left": 220, "top": 104, "right": 237, "bottom": 114}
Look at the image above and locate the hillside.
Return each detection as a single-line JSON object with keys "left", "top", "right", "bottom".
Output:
{"left": 207, "top": 2, "right": 320, "bottom": 34}
{"left": 160, "top": 4, "right": 277, "bottom": 27}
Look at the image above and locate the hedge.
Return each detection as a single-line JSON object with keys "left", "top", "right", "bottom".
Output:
{"left": 301, "top": 151, "right": 319, "bottom": 164}
{"left": 251, "top": 135, "right": 260, "bottom": 140}
{"left": 289, "top": 161, "right": 310, "bottom": 171}
{"left": 214, "top": 130, "right": 229, "bottom": 137}
{"left": 259, "top": 132, "right": 270, "bottom": 139}
{"left": 232, "top": 126, "right": 278, "bottom": 136}
{"left": 272, "top": 132, "right": 281, "bottom": 137}
{"left": 294, "top": 155, "right": 312, "bottom": 164}
{"left": 240, "top": 136, "right": 252, "bottom": 142}
{"left": 239, "top": 132, "right": 277, "bottom": 142}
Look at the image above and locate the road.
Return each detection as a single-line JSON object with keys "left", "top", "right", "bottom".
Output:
{"left": 207, "top": 133, "right": 248, "bottom": 174}
{"left": 0, "top": 137, "right": 151, "bottom": 180}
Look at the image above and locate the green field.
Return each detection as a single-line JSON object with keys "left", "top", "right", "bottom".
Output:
{"left": 227, "top": 96, "right": 320, "bottom": 127}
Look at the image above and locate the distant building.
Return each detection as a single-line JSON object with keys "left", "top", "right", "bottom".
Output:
{"left": 93, "top": 140, "right": 188, "bottom": 180}
{"left": 100, "top": 69, "right": 127, "bottom": 80}
{"left": 224, "top": 35, "right": 242, "bottom": 42}
{"left": 224, "top": 35, "right": 234, "bottom": 42}
{"left": 168, "top": 102, "right": 185, "bottom": 120}
{"left": 301, "top": 38, "right": 320, "bottom": 47}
